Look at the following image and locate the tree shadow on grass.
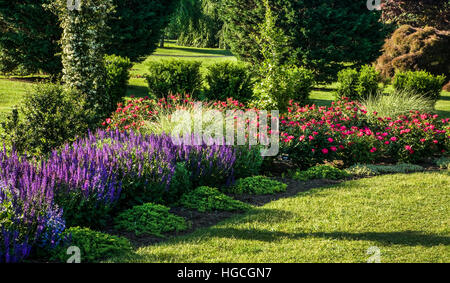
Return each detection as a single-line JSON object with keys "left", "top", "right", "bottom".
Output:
{"left": 204, "top": 227, "right": 450, "bottom": 247}
{"left": 160, "top": 46, "right": 233, "bottom": 57}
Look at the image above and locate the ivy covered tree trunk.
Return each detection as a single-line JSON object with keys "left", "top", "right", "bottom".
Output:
{"left": 50, "top": 0, "right": 114, "bottom": 120}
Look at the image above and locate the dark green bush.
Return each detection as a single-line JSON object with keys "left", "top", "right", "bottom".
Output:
{"left": 146, "top": 60, "right": 202, "bottom": 98}
{"left": 292, "top": 165, "right": 350, "bottom": 181}
{"left": 49, "top": 227, "right": 132, "bottom": 263}
{"left": 230, "top": 176, "right": 287, "bottom": 195}
{"left": 104, "top": 54, "right": 133, "bottom": 115}
{"left": 336, "top": 65, "right": 380, "bottom": 100}
{"left": 180, "top": 186, "right": 251, "bottom": 212}
{"left": 392, "top": 70, "right": 446, "bottom": 101}
{"left": 115, "top": 203, "right": 188, "bottom": 237}
{"left": 204, "top": 62, "right": 254, "bottom": 101}
{"left": 0, "top": 83, "right": 88, "bottom": 156}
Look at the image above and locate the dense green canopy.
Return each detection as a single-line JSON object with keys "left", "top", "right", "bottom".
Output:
{"left": 221, "top": 0, "right": 389, "bottom": 82}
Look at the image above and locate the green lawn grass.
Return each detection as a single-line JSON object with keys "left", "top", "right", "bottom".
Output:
{"left": 0, "top": 78, "right": 31, "bottom": 118}
{"left": 111, "top": 172, "right": 450, "bottom": 263}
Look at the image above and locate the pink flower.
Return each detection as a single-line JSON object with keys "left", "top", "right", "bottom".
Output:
{"left": 330, "top": 146, "right": 337, "bottom": 152}
{"left": 328, "top": 138, "right": 334, "bottom": 143}
{"left": 405, "top": 145, "right": 412, "bottom": 151}
{"left": 322, "top": 148, "right": 329, "bottom": 154}
{"left": 433, "top": 140, "right": 438, "bottom": 144}
{"left": 420, "top": 139, "right": 426, "bottom": 143}
{"left": 370, "top": 147, "right": 377, "bottom": 153}
{"left": 390, "top": 137, "right": 398, "bottom": 142}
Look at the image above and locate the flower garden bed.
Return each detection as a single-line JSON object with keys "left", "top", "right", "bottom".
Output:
{"left": 1, "top": 93, "right": 449, "bottom": 263}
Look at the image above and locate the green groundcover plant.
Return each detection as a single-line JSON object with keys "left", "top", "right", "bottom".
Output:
{"left": 180, "top": 186, "right": 251, "bottom": 212}
{"left": 346, "top": 163, "right": 424, "bottom": 177}
{"left": 49, "top": 227, "right": 132, "bottom": 263}
{"left": 115, "top": 203, "right": 188, "bottom": 237}
{"left": 230, "top": 176, "right": 287, "bottom": 195}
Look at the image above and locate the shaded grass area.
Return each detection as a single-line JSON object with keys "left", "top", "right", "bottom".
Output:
{"left": 111, "top": 172, "right": 450, "bottom": 263}
{"left": 0, "top": 78, "right": 32, "bottom": 117}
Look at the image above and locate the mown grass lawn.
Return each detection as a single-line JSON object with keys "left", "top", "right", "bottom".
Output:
{"left": 112, "top": 172, "right": 450, "bottom": 263}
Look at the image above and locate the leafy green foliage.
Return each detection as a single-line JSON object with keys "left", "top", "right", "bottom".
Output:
{"left": 336, "top": 65, "right": 380, "bottom": 100}
{"left": 180, "top": 186, "right": 251, "bottom": 212}
{"left": 231, "top": 176, "right": 287, "bottom": 195}
{"left": 204, "top": 62, "right": 254, "bottom": 102}
{"left": 393, "top": 70, "right": 446, "bottom": 102}
{"left": 346, "top": 163, "right": 424, "bottom": 177}
{"left": 0, "top": 0, "right": 62, "bottom": 75}
{"left": 104, "top": 55, "right": 133, "bottom": 115}
{"left": 292, "top": 165, "right": 350, "bottom": 181}
{"left": 250, "top": 1, "right": 315, "bottom": 110}
{"left": 115, "top": 203, "right": 188, "bottom": 237}
{"left": 0, "top": 83, "right": 88, "bottom": 156}
{"left": 381, "top": 0, "right": 449, "bottom": 30}
{"left": 146, "top": 60, "right": 203, "bottom": 98}
{"left": 221, "top": 0, "right": 387, "bottom": 82}
{"left": 170, "top": 0, "right": 225, "bottom": 48}
{"left": 49, "top": 227, "right": 132, "bottom": 263}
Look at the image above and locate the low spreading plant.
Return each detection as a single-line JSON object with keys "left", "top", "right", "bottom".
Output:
{"left": 346, "top": 163, "right": 424, "bottom": 177}
{"left": 49, "top": 227, "right": 132, "bottom": 263}
{"left": 291, "top": 165, "right": 350, "bottom": 181}
{"left": 115, "top": 203, "right": 188, "bottom": 237}
{"left": 180, "top": 186, "right": 251, "bottom": 212}
{"left": 230, "top": 176, "right": 287, "bottom": 195}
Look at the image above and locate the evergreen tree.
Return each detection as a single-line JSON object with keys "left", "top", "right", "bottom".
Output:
{"left": 221, "top": 0, "right": 388, "bottom": 82}
{"left": 0, "top": 0, "right": 62, "bottom": 75}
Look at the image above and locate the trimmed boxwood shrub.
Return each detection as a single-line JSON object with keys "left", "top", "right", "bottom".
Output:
{"left": 204, "top": 62, "right": 254, "bottom": 102}
{"left": 146, "top": 60, "right": 202, "bottom": 98}
{"left": 115, "top": 203, "right": 188, "bottom": 237}
{"left": 336, "top": 65, "right": 380, "bottom": 100}
{"left": 49, "top": 227, "right": 132, "bottom": 263}
{"left": 230, "top": 176, "right": 287, "bottom": 195}
{"left": 392, "top": 70, "right": 446, "bottom": 102}
{"left": 180, "top": 186, "right": 251, "bottom": 212}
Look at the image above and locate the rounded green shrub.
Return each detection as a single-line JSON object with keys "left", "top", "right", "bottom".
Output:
{"left": 204, "top": 62, "right": 254, "bottom": 102}
{"left": 146, "top": 60, "right": 202, "bottom": 98}
{"left": 292, "top": 165, "right": 350, "bottom": 181}
{"left": 392, "top": 70, "right": 446, "bottom": 102}
{"left": 115, "top": 203, "right": 188, "bottom": 237}
{"left": 435, "top": 157, "right": 450, "bottom": 170}
{"left": 49, "top": 227, "right": 132, "bottom": 263}
{"left": 231, "top": 176, "right": 287, "bottom": 195}
{"left": 336, "top": 65, "right": 380, "bottom": 100}
{"left": 180, "top": 186, "right": 251, "bottom": 212}
{"left": 104, "top": 54, "right": 133, "bottom": 115}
